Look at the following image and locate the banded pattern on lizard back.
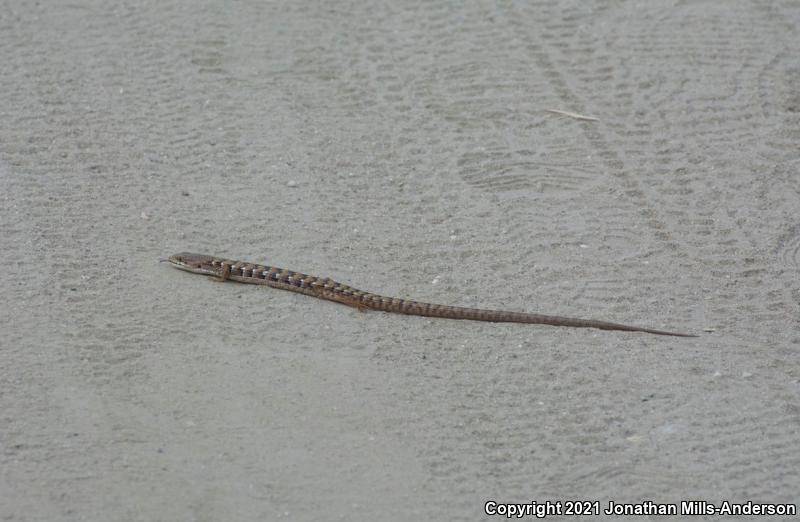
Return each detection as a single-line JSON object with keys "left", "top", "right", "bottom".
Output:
{"left": 166, "top": 252, "right": 697, "bottom": 337}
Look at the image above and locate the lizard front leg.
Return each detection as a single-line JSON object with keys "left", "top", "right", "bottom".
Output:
{"left": 209, "top": 262, "right": 231, "bottom": 282}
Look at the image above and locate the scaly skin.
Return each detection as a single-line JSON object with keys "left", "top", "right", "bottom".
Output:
{"left": 166, "top": 252, "right": 697, "bottom": 337}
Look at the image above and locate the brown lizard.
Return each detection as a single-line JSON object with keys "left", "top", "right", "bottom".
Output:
{"left": 165, "top": 252, "right": 697, "bottom": 337}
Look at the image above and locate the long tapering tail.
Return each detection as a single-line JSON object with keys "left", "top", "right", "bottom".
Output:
{"left": 364, "top": 297, "right": 697, "bottom": 337}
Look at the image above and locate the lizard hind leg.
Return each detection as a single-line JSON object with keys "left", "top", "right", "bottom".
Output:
{"left": 310, "top": 284, "right": 372, "bottom": 312}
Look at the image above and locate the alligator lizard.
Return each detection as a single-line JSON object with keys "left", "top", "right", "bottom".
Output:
{"left": 166, "top": 252, "right": 696, "bottom": 337}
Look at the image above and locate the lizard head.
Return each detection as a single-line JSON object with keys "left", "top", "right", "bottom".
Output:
{"left": 165, "top": 252, "right": 219, "bottom": 274}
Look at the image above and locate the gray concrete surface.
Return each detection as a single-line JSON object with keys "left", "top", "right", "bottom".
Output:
{"left": 2, "top": 1, "right": 799, "bottom": 520}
